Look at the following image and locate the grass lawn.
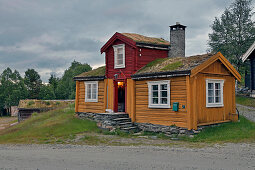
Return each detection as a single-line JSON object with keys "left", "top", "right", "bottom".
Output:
{"left": 185, "top": 116, "right": 255, "bottom": 143}
{"left": 0, "top": 103, "right": 254, "bottom": 145}
{"left": 236, "top": 95, "right": 255, "bottom": 108}
{"left": 0, "top": 104, "right": 101, "bottom": 144}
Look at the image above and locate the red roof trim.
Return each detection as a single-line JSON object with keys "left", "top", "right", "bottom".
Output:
{"left": 100, "top": 32, "right": 137, "bottom": 53}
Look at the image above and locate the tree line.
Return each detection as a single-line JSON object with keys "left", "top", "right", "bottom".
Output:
{"left": 0, "top": 61, "right": 91, "bottom": 115}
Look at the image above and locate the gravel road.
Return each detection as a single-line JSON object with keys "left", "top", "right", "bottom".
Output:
{"left": 0, "top": 143, "right": 255, "bottom": 170}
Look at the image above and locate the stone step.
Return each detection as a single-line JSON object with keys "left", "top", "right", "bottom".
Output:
{"left": 119, "top": 122, "right": 133, "bottom": 126}
{"left": 113, "top": 118, "right": 131, "bottom": 122}
{"left": 118, "top": 122, "right": 133, "bottom": 128}
{"left": 120, "top": 126, "right": 138, "bottom": 131}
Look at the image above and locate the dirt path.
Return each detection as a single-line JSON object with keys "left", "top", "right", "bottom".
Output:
{"left": 0, "top": 117, "right": 17, "bottom": 131}
{"left": 0, "top": 143, "right": 254, "bottom": 170}
{"left": 236, "top": 104, "right": 255, "bottom": 122}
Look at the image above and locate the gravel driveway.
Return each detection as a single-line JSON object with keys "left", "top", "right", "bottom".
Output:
{"left": 0, "top": 143, "right": 255, "bottom": 170}
{"left": 236, "top": 104, "right": 255, "bottom": 122}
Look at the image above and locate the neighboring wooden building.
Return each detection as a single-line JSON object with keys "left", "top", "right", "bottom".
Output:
{"left": 242, "top": 41, "right": 255, "bottom": 97}
{"left": 74, "top": 23, "right": 241, "bottom": 130}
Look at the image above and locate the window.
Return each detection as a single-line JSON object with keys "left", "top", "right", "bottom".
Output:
{"left": 206, "top": 79, "right": 224, "bottom": 107}
{"left": 148, "top": 80, "right": 170, "bottom": 108}
{"left": 113, "top": 44, "right": 125, "bottom": 68}
{"left": 85, "top": 81, "right": 98, "bottom": 102}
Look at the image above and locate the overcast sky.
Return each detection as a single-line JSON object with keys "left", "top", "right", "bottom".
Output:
{"left": 0, "top": 0, "right": 235, "bottom": 82}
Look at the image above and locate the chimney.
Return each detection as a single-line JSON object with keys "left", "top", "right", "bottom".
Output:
{"left": 168, "top": 22, "right": 186, "bottom": 57}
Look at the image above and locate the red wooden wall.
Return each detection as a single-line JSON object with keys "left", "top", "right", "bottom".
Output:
{"left": 137, "top": 47, "right": 168, "bottom": 70}
{"left": 105, "top": 39, "right": 168, "bottom": 79}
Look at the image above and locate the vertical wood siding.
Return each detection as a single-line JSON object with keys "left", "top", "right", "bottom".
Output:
{"left": 126, "top": 79, "right": 136, "bottom": 121}
{"left": 191, "top": 60, "right": 236, "bottom": 126}
{"left": 77, "top": 80, "right": 105, "bottom": 113}
{"left": 135, "top": 77, "right": 188, "bottom": 128}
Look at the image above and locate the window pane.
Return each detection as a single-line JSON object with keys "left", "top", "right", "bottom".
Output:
{"left": 161, "top": 84, "right": 167, "bottom": 90}
{"left": 215, "top": 83, "right": 220, "bottom": 89}
{"left": 208, "top": 97, "right": 214, "bottom": 103}
{"left": 161, "top": 91, "right": 167, "bottom": 97}
{"left": 152, "top": 85, "right": 158, "bottom": 90}
{"left": 152, "top": 98, "right": 158, "bottom": 104}
{"left": 117, "top": 47, "right": 123, "bottom": 54}
{"left": 215, "top": 97, "right": 221, "bottom": 103}
{"left": 215, "top": 89, "right": 220, "bottom": 97}
{"left": 153, "top": 91, "right": 158, "bottom": 97}
{"left": 160, "top": 98, "right": 167, "bottom": 104}
{"left": 208, "top": 83, "right": 213, "bottom": 89}
{"left": 208, "top": 90, "right": 214, "bottom": 97}
{"left": 92, "top": 84, "right": 97, "bottom": 99}
{"left": 87, "top": 84, "right": 91, "bottom": 99}
{"left": 117, "top": 54, "right": 123, "bottom": 65}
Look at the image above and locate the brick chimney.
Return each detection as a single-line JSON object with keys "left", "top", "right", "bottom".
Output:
{"left": 168, "top": 22, "right": 186, "bottom": 57}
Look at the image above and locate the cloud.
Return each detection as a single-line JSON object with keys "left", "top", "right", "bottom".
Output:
{"left": 0, "top": 0, "right": 239, "bottom": 82}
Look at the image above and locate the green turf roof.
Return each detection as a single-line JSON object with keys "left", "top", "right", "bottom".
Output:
{"left": 75, "top": 66, "right": 105, "bottom": 78}
{"left": 135, "top": 53, "right": 214, "bottom": 75}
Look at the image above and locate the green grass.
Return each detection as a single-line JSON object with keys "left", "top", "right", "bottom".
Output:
{"left": 160, "top": 61, "right": 183, "bottom": 71}
{"left": 236, "top": 95, "right": 255, "bottom": 108}
{"left": 136, "top": 58, "right": 168, "bottom": 74}
{"left": 0, "top": 105, "right": 100, "bottom": 144}
{"left": 184, "top": 116, "right": 255, "bottom": 143}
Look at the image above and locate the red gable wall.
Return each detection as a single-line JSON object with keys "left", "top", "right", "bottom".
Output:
{"left": 104, "top": 37, "right": 168, "bottom": 80}
{"left": 105, "top": 39, "right": 136, "bottom": 79}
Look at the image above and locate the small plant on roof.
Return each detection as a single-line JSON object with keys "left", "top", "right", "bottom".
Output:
{"left": 27, "top": 101, "right": 35, "bottom": 106}
{"left": 160, "top": 61, "right": 183, "bottom": 71}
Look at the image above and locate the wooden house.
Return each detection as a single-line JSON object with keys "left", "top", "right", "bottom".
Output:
{"left": 242, "top": 41, "right": 255, "bottom": 97}
{"left": 74, "top": 23, "right": 241, "bottom": 130}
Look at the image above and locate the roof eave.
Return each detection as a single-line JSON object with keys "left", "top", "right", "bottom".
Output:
{"left": 73, "top": 76, "right": 105, "bottom": 81}
{"left": 131, "top": 70, "right": 191, "bottom": 80}
{"left": 241, "top": 41, "right": 255, "bottom": 62}
{"left": 100, "top": 32, "right": 137, "bottom": 53}
{"left": 136, "top": 42, "right": 169, "bottom": 50}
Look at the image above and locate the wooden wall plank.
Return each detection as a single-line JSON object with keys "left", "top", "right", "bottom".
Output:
{"left": 77, "top": 80, "right": 105, "bottom": 113}
{"left": 134, "top": 77, "right": 188, "bottom": 128}
{"left": 75, "top": 81, "right": 79, "bottom": 112}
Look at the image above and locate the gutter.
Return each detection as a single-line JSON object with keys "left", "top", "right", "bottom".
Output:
{"left": 131, "top": 70, "right": 191, "bottom": 80}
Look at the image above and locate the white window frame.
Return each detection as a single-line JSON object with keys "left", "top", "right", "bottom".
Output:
{"left": 147, "top": 80, "right": 170, "bottom": 108}
{"left": 85, "top": 81, "right": 98, "bottom": 102}
{"left": 113, "top": 44, "right": 125, "bottom": 69}
{"left": 206, "top": 79, "right": 224, "bottom": 108}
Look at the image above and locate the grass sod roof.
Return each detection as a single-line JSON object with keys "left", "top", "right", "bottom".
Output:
{"left": 135, "top": 53, "right": 214, "bottom": 75}
{"left": 121, "top": 33, "right": 170, "bottom": 46}
{"left": 18, "top": 99, "right": 74, "bottom": 109}
{"left": 75, "top": 66, "right": 106, "bottom": 78}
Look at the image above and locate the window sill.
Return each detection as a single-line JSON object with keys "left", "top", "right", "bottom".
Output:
{"left": 148, "top": 105, "right": 171, "bottom": 109}
{"left": 206, "top": 104, "right": 224, "bottom": 108}
{"left": 114, "top": 65, "right": 125, "bottom": 69}
{"left": 85, "top": 100, "right": 98, "bottom": 103}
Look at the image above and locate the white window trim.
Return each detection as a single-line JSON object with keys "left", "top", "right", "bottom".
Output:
{"left": 206, "top": 79, "right": 224, "bottom": 108}
{"left": 113, "top": 44, "right": 125, "bottom": 69}
{"left": 85, "top": 81, "right": 98, "bottom": 102}
{"left": 147, "top": 80, "right": 171, "bottom": 108}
